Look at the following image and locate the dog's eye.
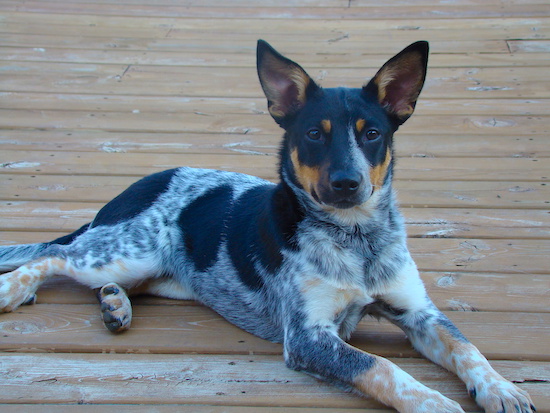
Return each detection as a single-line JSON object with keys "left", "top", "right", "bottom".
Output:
{"left": 365, "top": 129, "right": 380, "bottom": 141}
{"left": 306, "top": 128, "right": 322, "bottom": 141}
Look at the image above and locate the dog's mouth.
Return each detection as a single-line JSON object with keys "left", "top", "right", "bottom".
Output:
{"left": 311, "top": 186, "right": 373, "bottom": 210}
{"left": 331, "top": 199, "right": 359, "bottom": 209}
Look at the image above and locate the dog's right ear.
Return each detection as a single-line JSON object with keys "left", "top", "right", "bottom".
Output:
{"left": 257, "top": 40, "right": 319, "bottom": 124}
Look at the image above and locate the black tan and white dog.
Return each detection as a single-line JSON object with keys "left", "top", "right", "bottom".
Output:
{"left": 0, "top": 41, "right": 535, "bottom": 413}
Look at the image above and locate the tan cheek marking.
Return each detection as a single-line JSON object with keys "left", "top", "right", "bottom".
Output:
{"left": 291, "top": 148, "right": 321, "bottom": 196}
{"left": 369, "top": 147, "right": 392, "bottom": 189}
{"left": 321, "top": 119, "right": 331, "bottom": 134}
{"left": 356, "top": 119, "right": 365, "bottom": 133}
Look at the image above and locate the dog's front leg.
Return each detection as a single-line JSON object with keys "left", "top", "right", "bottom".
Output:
{"left": 395, "top": 309, "right": 534, "bottom": 413}
{"left": 283, "top": 323, "right": 464, "bottom": 412}
{"left": 376, "top": 261, "right": 536, "bottom": 412}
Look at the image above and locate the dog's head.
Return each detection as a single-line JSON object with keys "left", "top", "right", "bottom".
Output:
{"left": 257, "top": 40, "right": 428, "bottom": 212}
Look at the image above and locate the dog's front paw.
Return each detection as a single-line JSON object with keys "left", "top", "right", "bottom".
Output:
{"left": 469, "top": 375, "right": 536, "bottom": 413}
{"left": 98, "top": 282, "right": 132, "bottom": 333}
{"left": 0, "top": 270, "right": 39, "bottom": 313}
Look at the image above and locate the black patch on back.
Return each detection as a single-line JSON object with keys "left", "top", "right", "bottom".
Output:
{"left": 49, "top": 223, "right": 90, "bottom": 246}
{"left": 47, "top": 224, "right": 90, "bottom": 245}
{"left": 227, "top": 183, "right": 302, "bottom": 290}
{"left": 178, "top": 185, "right": 234, "bottom": 272}
{"left": 91, "top": 169, "right": 177, "bottom": 228}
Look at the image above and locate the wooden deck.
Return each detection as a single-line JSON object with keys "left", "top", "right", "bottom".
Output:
{"left": 1, "top": 0, "right": 549, "bottom": 411}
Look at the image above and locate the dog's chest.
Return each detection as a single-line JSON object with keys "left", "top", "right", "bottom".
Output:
{"left": 294, "top": 219, "right": 404, "bottom": 286}
{"left": 289, "top": 220, "right": 407, "bottom": 337}
{"left": 298, "top": 273, "right": 374, "bottom": 338}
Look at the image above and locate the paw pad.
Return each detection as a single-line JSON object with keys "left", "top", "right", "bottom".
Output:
{"left": 98, "top": 283, "right": 132, "bottom": 333}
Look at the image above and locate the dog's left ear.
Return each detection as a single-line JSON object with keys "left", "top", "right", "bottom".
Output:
{"left": 364, "top": 41, "right": 429, "bottom": 125}
{"left": 257, "top": 40, "right": 319, "bottom": 125}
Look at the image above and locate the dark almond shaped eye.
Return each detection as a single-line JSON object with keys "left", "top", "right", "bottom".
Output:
{"left": 306, "top": 128, "right": 322, "bottom": 141}
{"left": 366, "top": 129, "right": 380, "bottom": 141}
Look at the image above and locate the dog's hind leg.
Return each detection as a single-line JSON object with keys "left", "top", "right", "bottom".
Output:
{"left": 0, "top": 256, "right": 64, "bottom": 312}
{"left": 94, "top": 277, "right": 196, "bottom": 333}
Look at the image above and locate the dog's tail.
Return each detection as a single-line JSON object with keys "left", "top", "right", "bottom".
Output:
{"left": 0, "top": 223, "right": 90, "bottom": 272}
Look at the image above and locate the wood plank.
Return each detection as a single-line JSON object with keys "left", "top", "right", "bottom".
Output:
{"left": 34, "top": 0, "right": 550, "bottom": 5}
{"left": 13, "top": 0, "right": 546, "bottom": 7}
{"left": 403, "top": 208, "right": 550, "bottom": 240}
{"left": 2, "top": 93, "right": 550, "bottom": 117}
{"left": 408, "top": 238, "right": 550, "bottom": 275}
{"left": 1, "top": 130, "right": 548, "bottom": 158}
{"left": 0, "top": 353, "right": 547, "bottom": 409}
{"left": 2, "top": 1, "right": 549, "bottom": 19}
{"left": 0, "top": 303, "right": 548, "bottom": 360}
{"left": 3, "top": 28, "right": 548, "bottom": 53}
{"left": 4, "top": 11, "right": 549, "bottom": 36}
{"left": 509, "top": 40, "right": 550, "bottom": 53}
{"left": 2, "top": 202, "right": 549, "bottom": 240}
{"left": 421, "top": 271, "right": 550, "bottom": 313}
{"left": 1, "top": 109, "right": 548, "bottom": 138}
{"left": 0, "top": 42, "right": 514, "bottom": 64}
{"left": 3, "top": 36, "right": 549, "bottom": 67}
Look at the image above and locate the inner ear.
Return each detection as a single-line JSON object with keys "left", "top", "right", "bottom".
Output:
{"left": 365, "top": 41, "right": 429, "bottom": 124}
{"left": 257, "top": 40, "right": 318, "bottom": 122}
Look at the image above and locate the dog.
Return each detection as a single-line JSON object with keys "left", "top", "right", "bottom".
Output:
{"left": 0, "top": 40, "right": 535, "bottom": 413}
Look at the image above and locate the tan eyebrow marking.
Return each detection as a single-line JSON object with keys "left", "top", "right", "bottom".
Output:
{"left": 321, "top": 119, "right": 332, "bottom": 134}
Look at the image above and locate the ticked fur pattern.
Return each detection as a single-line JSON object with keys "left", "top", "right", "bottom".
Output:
{"left": 0, "top": 41, "right": 535, "bottom": 413}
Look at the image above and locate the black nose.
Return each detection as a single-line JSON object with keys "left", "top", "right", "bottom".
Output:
{"left": 330, "top": 171, "right": 362, "bottom": 196}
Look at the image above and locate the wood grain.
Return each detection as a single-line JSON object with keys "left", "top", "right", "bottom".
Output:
{"left": 0, "top": 353, "right": 547, "bottom": 409}
{"left": 0, "top": 0, "right": 549, "bottom": 410}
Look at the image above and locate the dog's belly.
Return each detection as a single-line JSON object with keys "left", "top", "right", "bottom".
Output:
{"left": 184, "top": 263, "right": 286, "bottom": 342}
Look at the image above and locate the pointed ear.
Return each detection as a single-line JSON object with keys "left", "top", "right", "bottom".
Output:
{"left": 364, "top": 41, "right": 429, "bottom": 125}
{"left": 257, "top": 40, "right": 318, "bottom": 123}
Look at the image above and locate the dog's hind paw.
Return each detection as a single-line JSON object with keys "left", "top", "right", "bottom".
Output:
{"left": 98, "top": 282, "right": 132, "bottom": 333}
{"left": 0, "top": 270, "right": 39, "bottom": 313}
